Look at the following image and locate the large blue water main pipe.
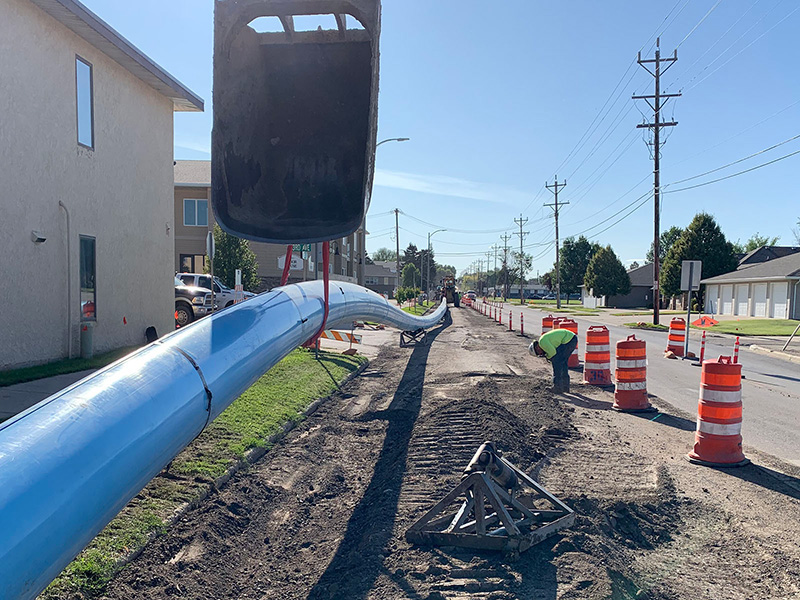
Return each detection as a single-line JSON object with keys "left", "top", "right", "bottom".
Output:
{"left": 0, "top": 281, "right": 447, "bottom": 600}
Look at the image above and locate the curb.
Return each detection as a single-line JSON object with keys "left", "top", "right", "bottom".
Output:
{"left": 113, "top": 357, "right": 369, "bottom": 572}
{"left": 748, "top": 345, "right": 800, "bottom": 365}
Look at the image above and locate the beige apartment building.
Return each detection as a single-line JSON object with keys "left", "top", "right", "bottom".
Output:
{"left": 0, "top": 0, "right": 202, "bottom": 369}
{"left": 174, "top": 161, "right": 366, "bottom": 290}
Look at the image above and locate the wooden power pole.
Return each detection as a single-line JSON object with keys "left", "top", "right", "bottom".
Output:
{"left": 545, "top": 177, "right": 568, "bottom": 309}
{"left": 633, "top": 37, "right": 680, "bottom": 325}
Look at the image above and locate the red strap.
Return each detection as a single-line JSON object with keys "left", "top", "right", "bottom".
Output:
{"left": 303, "top": 241, "right": 330, "bottom": 348}
{"left": 280, "top": 244, "right": 293, "bottom": 286}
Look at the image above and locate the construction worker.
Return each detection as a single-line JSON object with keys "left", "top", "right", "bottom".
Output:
{"left": 529, "top": 329, "right": 578, "bottom": 393}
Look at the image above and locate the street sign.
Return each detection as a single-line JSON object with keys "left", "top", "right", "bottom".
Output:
{"left": 278, "top": 255, "right": 303, "bottom": 271}
{"left": 693, "top": 316, "right": 719, "bottom": 328}
{"left": 292, "top": 244, "right": 312, "bottom": 252}
{"left": 681, "top": 260, "right": 702, "bottom": 291}
{"left": 206, "top": 231, "right": 216, "bottom": 259}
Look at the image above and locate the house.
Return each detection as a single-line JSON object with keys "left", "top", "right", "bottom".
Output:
{"left": 701, "top": 250, "right": 800, "bottom": 319}
{"left": 364, "top": 261, "right": 396, "bottom": 298}
{"left": 0, "top": 0, "right": 203, "bottom": 369}
{"left": 174, "top": 160, "right": 366, "bottom": 290}
{"left": 582, "top": 263, "right": 655, "bottom": 309}
{"left": 737, "top": 246, "right": 800, "bottom": 268}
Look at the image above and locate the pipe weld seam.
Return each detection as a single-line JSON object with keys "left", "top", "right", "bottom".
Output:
{"left": 170, "top": 346, "right": 214, "bottom": 424}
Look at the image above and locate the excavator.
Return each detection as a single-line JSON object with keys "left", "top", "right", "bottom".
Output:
{"left": 442, "top": 274, "right": 460, "bottom": 307}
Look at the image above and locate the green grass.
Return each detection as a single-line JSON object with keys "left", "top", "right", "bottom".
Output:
{"left": 624, "top": 322, "right": 669, "bottom": 331}
{"left": 402, "top": 301, "right": 435, "bottom": 316}
{"left": 690, "top": 319, "right": 800, "bottom": 336}
{"left": 42, "top": 348, "right": 365, "bottom": 599}
{"left": 0, "top": 346, "right": 140, "bottom": 387}
{"left": 610, "top": 310, "right": 685, "bottom": 317}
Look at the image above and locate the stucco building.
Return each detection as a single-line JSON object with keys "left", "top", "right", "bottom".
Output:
{"left": 174, "top": 160, "right": 366, "bottom": 290}
{"left": 0, "top": 0, "right": 203, "bottom": 369}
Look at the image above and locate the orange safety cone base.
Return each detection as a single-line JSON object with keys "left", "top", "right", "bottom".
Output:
{"left": 688, "top": 432, "right": 748, "bottom": 467}
{"left": 612, "top": 404, "right": 657, "bottom": 413}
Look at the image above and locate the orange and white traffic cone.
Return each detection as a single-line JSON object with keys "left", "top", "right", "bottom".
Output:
{"left": 583, "top": 326, "right": 612, "bottom": 387}
{"left": 688, "top": 356, "right": 748, "bottom": 467}
{"left": 613, "top": 335, "right": 653, "bottom": 412}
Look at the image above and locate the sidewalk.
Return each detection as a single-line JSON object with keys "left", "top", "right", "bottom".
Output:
{"left": 0, "top": 369, "right": 97, "bottom": 422}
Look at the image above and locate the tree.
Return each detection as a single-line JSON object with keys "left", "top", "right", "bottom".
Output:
{"left": 206, "top": 224, "right": 259, "bottom": 291}
{"left": 511, "top": 251, "right": 533, "bottom": 286}
{"left": 584, "top": 246, "right": 631, "bottom": 298}
{"left": 646, "top": 226, "right": 683, "bottom": 264}
{"left": 558, "top": 236, "right": 601, "bottom": 298}
{"left": 660, "top": 213, "right": 738, "bottom": 300}
{"left": 735, "top": 232, "right": 780, "bottom": 253}
{"left": 628, "top": 261, "right": 641, "bottom": 271}
{"left": 402, "top": 262, "right": 420, "bottom": 288}
{"left": 541, "top": 270, "right": 554, "bottom": 291}
{"left": 371, "top": 247, "right": 396, "bottom": 262}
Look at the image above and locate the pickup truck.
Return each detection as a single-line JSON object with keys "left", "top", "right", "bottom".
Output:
{"left": 177, "top": 273, "right": 255, "bottom": 308}
{"left": 174, "top": 276, "right": 213, "bottom": 327}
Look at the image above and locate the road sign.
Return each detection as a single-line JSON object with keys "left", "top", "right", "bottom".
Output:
{"left": 292, "top": 244, "right": 312, "bottom": 252}
{"left": 693, "top": 315, "right": 719, "bottom": 328}
{"left": 278, "top": 255, "right": 303, "bottom": 271}
{"left": 206, "top": 231, "right": 216, "bottom": 259}
{"left": 681, "top": 260, "right": 702, "bottom": 291}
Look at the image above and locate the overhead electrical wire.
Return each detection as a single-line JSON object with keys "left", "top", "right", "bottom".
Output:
{"left": 664, "top": 147, "right": 800, "bottom": 193}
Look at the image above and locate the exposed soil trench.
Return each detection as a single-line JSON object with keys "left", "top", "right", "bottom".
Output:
{"left": 102, "top": 307, "right": 800, "bottom": 600}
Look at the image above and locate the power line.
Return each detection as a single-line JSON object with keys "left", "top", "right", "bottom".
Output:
{"left": 667, "top": 133, "right": 800, "bottom": 186}
{"left": 676, "top": 0, "right": 724, "bottom": 48}
{"left": 544, "top": 178, "right": 567, "bottom": 308}
{"left": 664, "top": 147, "right": 800, "bottom": 193}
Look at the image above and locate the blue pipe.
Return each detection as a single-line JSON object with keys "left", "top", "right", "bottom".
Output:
{"left": 0, "top": 281, "right": 446, "bottom": 600}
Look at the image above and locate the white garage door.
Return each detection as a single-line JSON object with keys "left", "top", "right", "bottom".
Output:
{"left": 705, "top": 285, "right": 718, "bottom": 314}
{"left": 771, "top": 282, "right": 788, "bottom": 318}
{"left": 735, "top": 284, "right": 749, "bottom": 316}
{"left": 753, "top": 284, "right": 767, "bottom": 317}
{"left": 721, "top": 285, "right": 734, "bottom": 315}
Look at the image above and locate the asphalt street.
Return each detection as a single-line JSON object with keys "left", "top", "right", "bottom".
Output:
{"left": 512, "top": 305, "right": 800, "bottom": 467}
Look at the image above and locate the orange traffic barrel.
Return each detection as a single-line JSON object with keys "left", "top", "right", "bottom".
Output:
{"left": 688, "top": 356, "right": 749, "bottom": 467}
{"left": 542, "top": 314, "right": 555, "bottom": 335}
{"left": 583, "top": 326, "right": 612, "bottom": 386}
{"left": 613, "top": 335, "right": 652, "bottom": 412}
{"left": 556, "top": 319, "right": 579, "bottom": 368}
{"left": 666, "top": 317, "right": 686, "bottom": 356}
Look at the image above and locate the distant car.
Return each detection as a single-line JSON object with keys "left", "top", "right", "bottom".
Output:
{"left": 177, "top": 273, "right": 256, "bottom": 308}
{"left": 465, "top": 290, "right": 477, "bottom": 300}
{"left": 568, "top": 293, "right": 581, "bottom": 301}
{"left": 543, "top": 293, "right": 557, "bottom": 300}
{"left": 174, "top": 276, "right": 213, "bottom": 327}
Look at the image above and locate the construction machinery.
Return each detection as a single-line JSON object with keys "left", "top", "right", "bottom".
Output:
{"left": 443, "top": 275, "right": 460, "bottom": 307}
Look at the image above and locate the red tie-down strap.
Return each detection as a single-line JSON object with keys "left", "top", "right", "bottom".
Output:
{"left": 303, "top": 241, "right": 330, "bottom": 349}
{"left": 280, "top": 244, "right": 293, "bottom": 286}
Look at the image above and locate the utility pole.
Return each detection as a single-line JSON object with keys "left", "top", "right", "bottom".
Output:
{"left": 486, "top": 250, "right": 492, "bottom": 297}
{"left": 545, "top": 177, "right": 568, "bottom": 309}
{"left": 500, "top": 233, "right": 512, "bottom": 299}
{"left": 491, "top": 245, "right": 499, "bottom": 298}
{"left": 513, "top": 215, "right": 528, "bottom": 306}
{"left": 394, "top": 208, "right": 401, "bottom": 299}
{"left": 633, "top": 37, "right": 679, "bottom": 325}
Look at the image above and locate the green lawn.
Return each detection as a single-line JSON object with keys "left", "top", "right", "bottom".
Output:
{"left": 624, "top": 322, "right": 670, "bottom": 332}
{"left": 610, "top": 310, "right": 685, "bottom": 317}
{"left": 402, "top": 301, "right": 435, "bottom": 316}
{"left": 42, "top": 348, "right": 365, "bottom": 599}
{"left": 0, "top": 346, "right": 140, "bottom": 387}
{"left": 691, "top": 319, "right": 800, "bottom": 337}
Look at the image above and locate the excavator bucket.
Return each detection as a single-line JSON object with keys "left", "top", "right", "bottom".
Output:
{"left": 212, "top": 0, "right": 381, "bottom": 243}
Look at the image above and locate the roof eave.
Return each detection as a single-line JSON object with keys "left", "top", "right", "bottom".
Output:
{"left": 30, "top": 0, "right": 204, "bottom": 112}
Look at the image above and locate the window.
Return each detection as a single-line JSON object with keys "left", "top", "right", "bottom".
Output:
{"left": 180, "top": 255, "right": 194, "bottom": 272}
{"left": 76, "top": 57, "right": 94, "bottom": 148}
{"left": 79, "top": 236, "right": 96, "bottom": 321}
{"left": 183, "top": 198, "right": 208, "bottom": 227}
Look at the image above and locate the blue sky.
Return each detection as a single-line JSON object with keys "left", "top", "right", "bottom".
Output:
{"left": 82, "top": 0, "right": 800, "bottom": 276}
